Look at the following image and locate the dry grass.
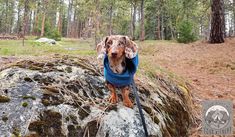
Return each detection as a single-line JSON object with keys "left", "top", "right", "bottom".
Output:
{"left": 0, "top": 37, "right": 96, "bottom": 56}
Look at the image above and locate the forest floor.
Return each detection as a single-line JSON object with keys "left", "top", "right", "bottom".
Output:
{"left": 140, "top": 38, "right": 235, "bottom": 136}
{"left": 0, "top": 37, "right": 235, "bottom": 136}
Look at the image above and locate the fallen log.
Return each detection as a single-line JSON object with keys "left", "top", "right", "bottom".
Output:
{"left": 0, "top": 36, "right": 18, "bottom": 40}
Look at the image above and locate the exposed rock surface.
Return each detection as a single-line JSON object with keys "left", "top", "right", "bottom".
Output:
{"left": 35, "top": 38, "right": 56, "bottom": 44}
{"left": 0, "top": 56, "right": 194, "bottom": 137}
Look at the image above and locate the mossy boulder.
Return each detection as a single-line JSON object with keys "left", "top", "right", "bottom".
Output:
{"left": 0, "top": 56, "right": 194, "bottom": 137}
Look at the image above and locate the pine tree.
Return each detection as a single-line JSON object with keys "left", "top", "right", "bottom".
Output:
{"left": 209, "top": 0, "right": 225, "bottom": 43}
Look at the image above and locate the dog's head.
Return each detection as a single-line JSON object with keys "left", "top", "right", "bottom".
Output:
{"left": 96, "top": 35, "right": 138, "bottom": 59}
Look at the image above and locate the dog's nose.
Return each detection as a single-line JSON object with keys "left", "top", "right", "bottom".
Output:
{"left": 111, "top": 52, "right": 118, "bottom": 57}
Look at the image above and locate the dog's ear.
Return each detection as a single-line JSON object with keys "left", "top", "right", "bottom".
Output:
{"left": 96, "top": 36, "right": 109, "bottom": 59}
{"left": 96, "top": 41, "right": 104, "bottom": 53}
{"left": 104, "top": 36, "right": 110, "bottom": 51}
{"left": 122, "top": 36, "right": 138, "bottom": 59}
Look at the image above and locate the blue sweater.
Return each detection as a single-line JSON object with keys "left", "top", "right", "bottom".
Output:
{"left": 103, "top": 54, "right": 139, "bottom": 87}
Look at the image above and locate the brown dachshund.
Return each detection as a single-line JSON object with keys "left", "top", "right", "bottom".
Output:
{"left": 96, "top": 35, "right": 138, "bottom": 108}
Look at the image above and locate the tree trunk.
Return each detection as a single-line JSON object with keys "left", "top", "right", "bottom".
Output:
{"left": 16, "top": 1, "right": 21, "bottom": 34}
{"left": 9, "top": 1, "right": 15, "bottom": 34}
{"left": 32, "top": 1, "right": 40, "bottom": 36}
{"left": 67, "top": 0, "right": 73, "bottom": 37}
{"left": 57, "top": 0, "right": 63, "bottom": 35}
{"left": 40, "top": 13, "right": 46, "bottom": 37}
{"left": 108, "top": 5, "right": 113, "bottom": 36}
{"left": 222, "top": 0, "right": 226, "bottom": 38}
{"left": 131, "top": 2, "right": 137, "bottom": 40}
{"left": 27, "top": 11, "right": 32, "bottom": 35}
{"left": 206, "top": 13, "right": 211, "bottom": 40}
{"left": 130, "top": 6, "right": 133, "bottom": 38}
{"left": 139, "top": 0, "right": 145, "bottom": 41}
{"left": 34, "top": 14, "right": 39, "bottom": 36}
{"left": 233, "top": 0, "right": 235, "bottom": 36}
{"left": 31, "top": 10, "right": 36, "bottom": 35}
{"left": 94, "top": 0, "right": 101, "bottom": 45}
{"left": 22, "top": 0, "right": 30, "bottom": 46}
{"left": 209, "top": 0, "right": 225, "bottom": 43}
{"left": 157, "top": 15, "right": 161, "bottom": 40}
{"left": 161, "top": 13, "right": 164, "bottom": 40}
{"left": 5, "top": 0, "right": 9, "bottom": 34}
{"left": 40, "top": 0, "right": 48, "bottom": 37}
{"left": 57, "top": 14, "right": 62, "bottom": 34}
{"left": 72, "top": 9, "right": 77, "bottom": 38}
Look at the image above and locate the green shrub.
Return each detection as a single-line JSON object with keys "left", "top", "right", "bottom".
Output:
{"left": 34, "top": 20, "right": 62, "bottom": 41}
{"left": 177, "top": 20, "right": 197, "bottom": 43}
{"left": 45, "top": 29, "right": 62, "bottom": 41}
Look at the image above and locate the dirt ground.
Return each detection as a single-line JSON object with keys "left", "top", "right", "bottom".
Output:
{"left": 152, "top": 38, "right": 235, "bottom": 136}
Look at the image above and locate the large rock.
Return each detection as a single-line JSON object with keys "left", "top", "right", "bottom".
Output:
{"left": 35, "top": 38, "right": 56, "bottom": 45}
{"left": 0, "top": 56, "right": 194, "bottom": 137}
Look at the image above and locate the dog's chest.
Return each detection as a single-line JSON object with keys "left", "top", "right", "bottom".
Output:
{"left": 110, "top": 61, "right": 126, "bottom": 74}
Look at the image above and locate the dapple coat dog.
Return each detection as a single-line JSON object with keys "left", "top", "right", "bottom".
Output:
{"left": 96, "top": 35, "right": 138, "bottom": 108}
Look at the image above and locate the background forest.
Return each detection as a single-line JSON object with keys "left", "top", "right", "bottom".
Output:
{"left": 0, "top": 0, "right": 235, "bottom": 44}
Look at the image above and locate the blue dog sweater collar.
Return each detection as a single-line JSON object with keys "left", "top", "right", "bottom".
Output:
{"left": 103, "top": 54, "right": 139, "bottom": 87}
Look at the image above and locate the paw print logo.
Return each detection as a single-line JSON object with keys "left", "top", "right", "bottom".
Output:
{"left": 205, "top": 105, "right": 230, "bottom": 129}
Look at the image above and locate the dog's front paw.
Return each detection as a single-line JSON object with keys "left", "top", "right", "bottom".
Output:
{"left": 109, "top": 94, "right": 118, "bottom": 104}
{"left": 123, "top": 99, "right": 133, "bottom": 108}
{"left": 125, "top": 47, "right": 137, "bottom": 59}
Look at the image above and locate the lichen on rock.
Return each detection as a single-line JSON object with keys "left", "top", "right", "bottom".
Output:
{"left": 0, "top": 56, "right": 194, "bottom": 137}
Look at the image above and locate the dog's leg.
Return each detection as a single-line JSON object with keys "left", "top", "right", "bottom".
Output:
{"left": 107, "top": 83, "right": 118, "bottom": 104}
{"left": 121, "top": 86, "right": 133, "bottom": 108}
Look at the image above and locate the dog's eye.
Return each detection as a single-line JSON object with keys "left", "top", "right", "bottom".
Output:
{"left": 107, "top": 40, "right": 112, "bottom": 45}
{"left": 119, "top": 41, "right": 125, "bottom": 45}
{"left": 118, "top": 43, "right": 124, "bottom": 47}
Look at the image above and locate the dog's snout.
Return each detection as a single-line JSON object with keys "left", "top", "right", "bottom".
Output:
{"left": 111, "top": 52, "right": 118, "bottom": 57}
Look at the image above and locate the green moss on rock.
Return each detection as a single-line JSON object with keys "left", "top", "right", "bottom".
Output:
{"left": 65, "top": 66, "right": 72, "bottom": 73}
{"left": 22, "top": 102, "right": 28, "bottom": 107}
{"left": 22, "top": 96, "right": 36, "bottom": 100}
